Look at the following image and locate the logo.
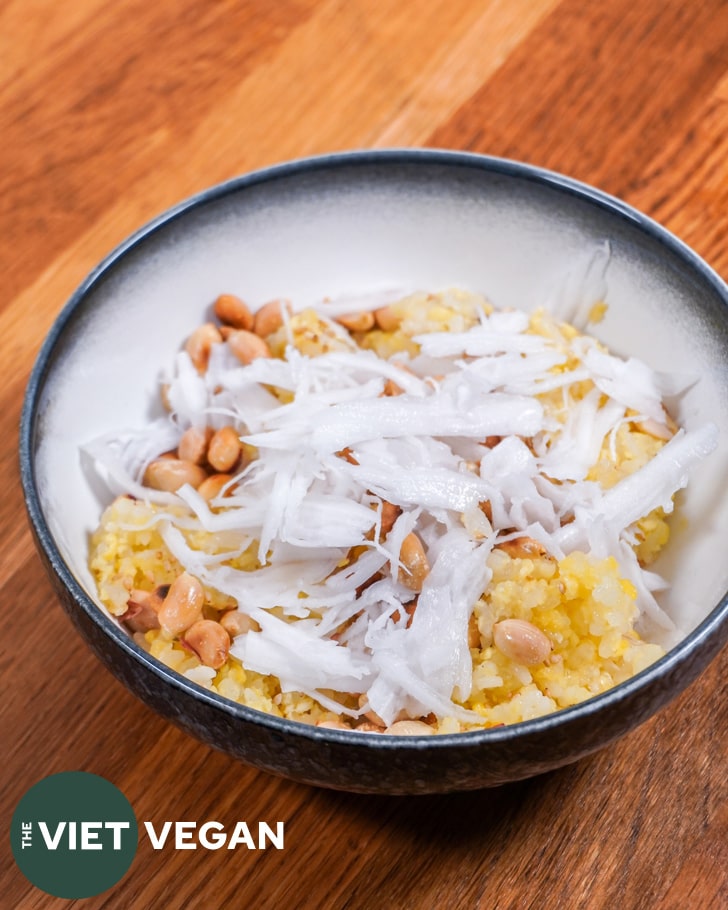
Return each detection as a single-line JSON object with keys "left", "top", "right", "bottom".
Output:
{"left": 10, "top": 771, "right": 138, "bottom": 899}
{"left": 11, "top": 771, "right": 286, "bottom": 899}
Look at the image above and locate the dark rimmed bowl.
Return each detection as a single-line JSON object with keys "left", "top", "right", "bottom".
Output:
{"left": 20, "top": 150, "right": 728, "bottom": 794}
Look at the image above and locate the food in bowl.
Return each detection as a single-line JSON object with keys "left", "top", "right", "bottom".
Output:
{"left": 86, "top": 283, "right": 717, "bottom": 735}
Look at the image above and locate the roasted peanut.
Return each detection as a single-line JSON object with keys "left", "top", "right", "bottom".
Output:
{"left": 227, "top": 329, "right": 272, "bottom": 364}
{"left": 160, "top": 383, "right": 172, "bottom": 412}
{"left": 207, "top": 426, "right": 242, "bottom": 472}
{"left": 492, "top": 619, "right": 552, "bottom": 666}
{"left": 197, "top": 473, "right": 234, "bottom": 501}
{"left": 384, "top": 362, "right": 415, "bottom": 395}
{"left": 358, "top": 694, "right": 385, "bottom": 727}
{"left": 379, "top": 501, "right": 401, "bottom": 539}
{"left": 120, "top": 605, "right": 159, "bottom": 633}
{"left": 128, "top": 584, "right": 169, "bottom": 611}
{"left": 178, "top": 426, "right": 211, "bottom": 465}
{"left": 185, "top": 323, "right": 222, "bottom": 372}
{"left": 354, "top": 571, "right": 382, "bottom": 599}
{"left": 213, "top": 293, "right": 254, "bottom": 330}
{"left": 336, "top": 447, "right": 359, "bottom": 465}
{"left": 398, "top": 532, "right": 430, "bottom": 592}
{"left": 635, "top": 405, "right": 678, "bottom": 440}
{"left": 182, "top": 619, "right": 230, "bottom": 669}
{"left": 336, "top": 311, "right": 376, "bottom": 333}
{"left": 121, "top": 588, "right": 164, "bottom": 632}
{"left": 373, "top": 305, "right": 401, "bottom": 332}
{"left": 495, "top": 536, "right": 552, "bottom": 560}
{"left": 253, "top": 299, "right": 292, "bottom": 337}
{"left": 482, "top": 435, "right": 502, "bottom": 448}
{"left": 354, "top": 721, "right": 385, "bottom": 733}
{"left": 143, "top": 458, "right": 207, "bottom": 492}
{"left": 384, "top": 720, "right": 435, "bottom": 736}
{"left": 636, "top": 417, "right": 674, "bottom": 440}
{"left": 316, "top": 720, "right": 351, "bottom": 730}
{"left": 157, "top": 572, "right": 205, "bottom": 636}
{"left": 391, "top": 596, "right": 417, "bottom": 627}
{"left": 404, "top": 598, "right": 417, "bottom": 627}
{"left": 382, "top": 378, "right": 404, "bottom": 396}
{"left": 219, "top": 611, "right": 260, "bottom": 637}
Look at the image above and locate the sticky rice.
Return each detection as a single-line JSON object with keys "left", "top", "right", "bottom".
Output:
{"left": 87, "top": 287, "right": 717, "bottom": 733}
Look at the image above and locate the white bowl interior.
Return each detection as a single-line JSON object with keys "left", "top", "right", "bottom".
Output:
{"left": 32, "top": 158, "right": 728, "bottom": 646}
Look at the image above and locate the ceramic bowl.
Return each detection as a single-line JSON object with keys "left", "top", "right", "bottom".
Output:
{"left": 20, "top": 150, "right": 728, "bottom": 794}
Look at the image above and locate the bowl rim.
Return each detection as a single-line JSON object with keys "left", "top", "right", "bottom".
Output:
{"left": 19, "top": 147, "right": 728, "bottom": 749}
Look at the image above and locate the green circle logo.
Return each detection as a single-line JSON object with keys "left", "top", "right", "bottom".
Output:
{"left": 10, "top": 771, "right": 138, "bottom": 899}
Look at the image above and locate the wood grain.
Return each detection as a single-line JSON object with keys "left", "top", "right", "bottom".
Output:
{"left": 2, "top": 1, "right": 726, "bottom": 907}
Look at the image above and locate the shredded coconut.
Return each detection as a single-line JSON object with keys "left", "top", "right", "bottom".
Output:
{"left": 86, "top": 283, "right": 718, "bottom": 729}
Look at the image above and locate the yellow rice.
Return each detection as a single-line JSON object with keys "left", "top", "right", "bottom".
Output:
{"left": 89, "top": 289, "right": 671, "bottom": 733}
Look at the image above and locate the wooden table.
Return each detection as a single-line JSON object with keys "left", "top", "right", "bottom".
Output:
{"left": 2, "top": 1, "right": 727, "bottom": 907}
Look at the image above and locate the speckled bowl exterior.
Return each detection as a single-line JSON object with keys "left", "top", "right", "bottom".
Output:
{"left": 20, "top": 150, "right": 728, "bottom": 794}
